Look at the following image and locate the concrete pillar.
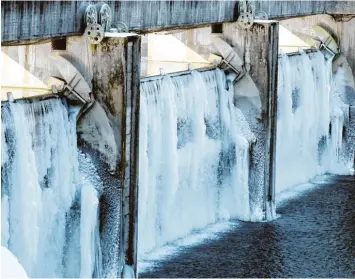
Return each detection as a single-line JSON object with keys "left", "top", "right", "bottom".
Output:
{"left": 222, "top": 21, "right": 279, "bottom": 220}
{"left": 77, "top": 35, "right": 141, "bottom": 277}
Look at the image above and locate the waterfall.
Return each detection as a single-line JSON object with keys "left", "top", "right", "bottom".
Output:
{"left": 276, "top": 51, "right": 353, "bottom": 194}
{"left": 1, "top": 98, "right": 102, "bottom": 278}
{"left": 138, "top": 69, "right": 256, "bottom": 256}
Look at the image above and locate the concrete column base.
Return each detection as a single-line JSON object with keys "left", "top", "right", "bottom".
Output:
{"left": 223, "top": 21, "right": 279, "bottom": 221}
{"left": 77, "top": 35, "right": 141, "bottom": 277}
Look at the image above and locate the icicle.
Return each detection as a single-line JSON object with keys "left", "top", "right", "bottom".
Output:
{"left": 2, "top": 99, "right": 102, "bottom": 278}
{"left": 138, "top": 69, "right": 256, "bottom": 257}
{"left": 276, "top": 51, "right": 353, "bottom": 194}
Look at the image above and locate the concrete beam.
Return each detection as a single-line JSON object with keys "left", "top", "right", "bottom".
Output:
{"left": 254, "top": 0, "right": 355, "bottom": 20}
{"left": 223, "top": 21, "right": 279, "bottom": 220}
{"left": 3, "top": 1, "right": 355, "bottom": 45}
{"left": 1, "top": 0, "right": 236, "bottom": 45}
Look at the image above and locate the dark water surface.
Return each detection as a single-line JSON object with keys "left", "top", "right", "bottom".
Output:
{"left": 139, "top": 175, "right": 355, "bottom": 278}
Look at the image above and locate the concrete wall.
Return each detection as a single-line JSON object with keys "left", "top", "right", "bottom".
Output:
{"left": 255, "top": 1, "right": 355, "bottom": 20}
{"left": 2, "top": 35, "right": 141, "bottom": 276}
{"left": 1, "top": 1, "right": 235, "bottom": 44}
{"left": 2, "top": 1, "right": 355, "bottom": 45}
{"left": 280, "top": 15, "right": 355, "bottom": 80}
{"left": 221, "top": 22, "right": 279, "bottom": 219}
{"left": 141, "top": 27, "right": 213, "bottom": 77}
{"left": 77, "top": 36, "right": 141, "bottom": 277}
{"left": 1, "top": 36, "right": 93, "bottom": 94}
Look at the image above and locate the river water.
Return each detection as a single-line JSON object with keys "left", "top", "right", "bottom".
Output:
{"left": 139, "top": 175, "right": 355, "bottom": 278}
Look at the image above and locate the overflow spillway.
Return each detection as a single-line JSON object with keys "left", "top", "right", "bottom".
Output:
{"left": 138, "top": 68, "right": 262, "bottom": 256}
{"left": 1, "top": 98, "right": 102, "bottom": 277}
{"left": 276, "top": 51, "right": 354, "bottom": 194}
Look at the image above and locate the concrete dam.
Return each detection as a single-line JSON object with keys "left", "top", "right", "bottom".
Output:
{"left": 1, "top": 1, "right": 355, "bottom": 278}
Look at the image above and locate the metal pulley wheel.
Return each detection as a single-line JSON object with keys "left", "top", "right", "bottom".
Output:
{"left": 254, "top": 11, "right": 268, "bottom": 20}
{"left": 237, "top": 12, "right": 254, "bottom": 29}
{"left": 96, "top": 3, "right": 112, "bottom": 31}
{"left": 85, "top": 23, "right": 105, "bottom": 44}
{"left": 111, "top": 21, "right": 129, "bottom": 33}
{"left": 247, "top": 1, "right": 256, "bottom": 14}
{"left": 84, "top": 4, "right": 98, "bottom": 26}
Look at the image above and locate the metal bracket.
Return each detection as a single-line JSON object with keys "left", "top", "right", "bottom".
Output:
{"left": 111, "top": 21, "right": 129, "bottom": 33}
{"left": 83, "top": 2, "right": 130, "bottom": 44}
{"left": 61, "top": 74, "right": 88, "bottom": 104}
{"left": 313, "top": 35, "right": 337, "bottom": 60}
{"left": 96, "top": 3, "right": 112, "bottom": 32}
{"left": 210, "top": 53, "right": 246, "bottom": 82}
{"left": 237, "top": 12, "right": 254, "bottom": 30}
{"left": 237, "top": 1, "right": 268, "bottom": 29}
{"left": 84, "top": 4, "right": 98, "bottom": 26}
{"left": 254, "top": 11, "right": 268, "bottom": 20}
{"left": 49, "top": 55, "right": 92, "bottom": 104}
{"left": 237, "top": 0, "right": 254, "bottom": 29}
{"left": 85, "top": 22, "right": 131, "bottom": 44}
{"left": 85, "top": 23, "right": 105, "bottom": 44}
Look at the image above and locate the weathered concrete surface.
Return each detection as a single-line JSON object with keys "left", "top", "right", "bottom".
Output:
{"left": 77, "top": 38, "right": 127, "bottom": 278}
{"left": 254, "top": 1, "right": 355, "bottom": 20}
{"left": 2, "top": 0, "right": 355, "bottom": 45}
{"left": 280, "top": 15, "right": 355, "bottom": 83}
{"left": 79, "top": 36, "right": 141, "bottom": 277}
{"left": 1, "top": 35, "right": 93, "bottom": 91}
{"left": 222, "top": 22, "right": 279, "bottom": 219}
{"left": 1, "top": 1, "right": 235, "bottom": 45}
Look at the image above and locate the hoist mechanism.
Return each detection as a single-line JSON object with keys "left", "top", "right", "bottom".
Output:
{"left": 209, "top": 36, "right": 247, "bottom": 88}
{"left": 237, "top": 1, "right": 254, "bottom": 30}
{"left": 47, "top": 55, "right": 93, "bottom": 112}
{"left": 312, "top": 25, "right": 339, "bottom": 60}
{"left": 83, "top": 2, "right": 129, "bottom": 45}
{"left": 236, "top": 0, "right": 269, "bottom": 29}
{"left": 84, "top": 3, "right": 98, "bottom": 26}
{"left": 97, "top": 3, "right": 112, "bottom": 32}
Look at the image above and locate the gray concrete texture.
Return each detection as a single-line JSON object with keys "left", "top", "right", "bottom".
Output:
{"left": 2, "top": 1, "right": 355, "bottom": 45}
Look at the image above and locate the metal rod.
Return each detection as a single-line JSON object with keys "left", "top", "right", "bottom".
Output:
{"left": 1, "top": 85, "right": 51, "bottom": 92}
{"left": 140, "top": 66, "right": 217, "bottom": 83}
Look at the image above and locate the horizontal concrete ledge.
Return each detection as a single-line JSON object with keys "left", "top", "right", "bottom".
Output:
{"left": 140, "top": 66, "right": 217, "bottom": 83}
{"left": 1, "top": 0, "right": 235, "bottom": 44}
{"left": 3, "top": 1, "right": 355, "bottom": 45}
{"left": 1, "top": 92, "right": 58, "bottom": 104}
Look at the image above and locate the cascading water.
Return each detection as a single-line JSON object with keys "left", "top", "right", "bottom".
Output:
{"left": 276, "top": 51, "right": 353, "bottom": 194}
{"left": 138, "top": 68, "right": 257, "bottom": 257}
{"left": 1, "top": 98, "right": 102, "bottom": 278}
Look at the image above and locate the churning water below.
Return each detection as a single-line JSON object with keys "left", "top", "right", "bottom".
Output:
{"left": 139, "top": 175, "right": 355, "bottom": 278}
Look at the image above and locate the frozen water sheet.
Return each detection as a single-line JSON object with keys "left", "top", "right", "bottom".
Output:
{"left": 1, "top": 99, "right": 102, "bottom": 278}
{"left": 276, "top": 51, "right": 353, "bottom": 194}
{"left": 138, "top": 69, "right": 258, "bottom": 257}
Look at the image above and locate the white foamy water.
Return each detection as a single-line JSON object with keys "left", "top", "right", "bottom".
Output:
{"left": 138, "top": 69, "right": 257, "bottom": 257}
{"left": 276, "top": 51, "right": 353, "bottom": 194}
{"left": 1, "top": 98, "right": 102, "bottom": 278}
